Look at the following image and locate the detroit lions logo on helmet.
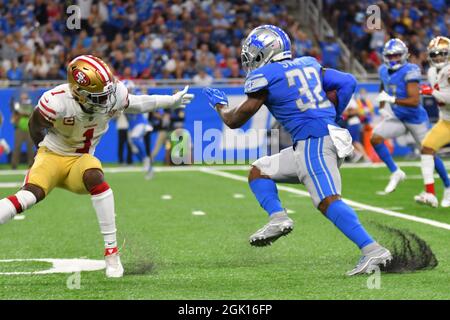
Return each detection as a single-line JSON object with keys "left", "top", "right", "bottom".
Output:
{"left": 72, "top": 69, "right": 91, "bottom": 86}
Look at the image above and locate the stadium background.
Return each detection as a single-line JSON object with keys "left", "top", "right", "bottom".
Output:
{"left": 0, "top": 0, "right": 448, "bottom": 164}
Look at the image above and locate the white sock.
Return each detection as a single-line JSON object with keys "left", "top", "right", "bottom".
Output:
{"left": 91, "top": 188, "right": 117, "bottom": 250}
{"left": 0, "top": 190, "right": 36, "bottom": 224}
{"left": 420, "top": 154, "right": 435, "bottom": 185}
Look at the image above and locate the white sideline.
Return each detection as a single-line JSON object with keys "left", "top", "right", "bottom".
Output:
{"left": 200, "top": 168, "right": 450, "bottom": 232}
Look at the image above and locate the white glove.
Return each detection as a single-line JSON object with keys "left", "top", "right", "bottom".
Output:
{"left": 171, "top": 85, "right": 195, "bottom": 108}
{"left": 377, "top": 91, "right": 396, "bottom": 104}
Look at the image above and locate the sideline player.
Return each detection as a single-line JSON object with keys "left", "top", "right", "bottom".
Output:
{"left": 204, "top": 25, "right": 392, "bottom": 276}
{"left": 0, "top": 55, "right": 194, "bottom": 277}
{"left": 371, "top": 39, "right": 450, "bottom": 194}
{"left": 123, "top": 80, "right": 154, "bottom": 179}
{"left": 415, "top": 36, "right": 450, "bottom": 207}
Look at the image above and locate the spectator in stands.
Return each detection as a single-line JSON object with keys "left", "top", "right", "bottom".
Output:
{"left": 193, "top": 66, "right": 213, "bottom": 86}
{"left": 319, "top": 31, "right": 341, "bottom": 69}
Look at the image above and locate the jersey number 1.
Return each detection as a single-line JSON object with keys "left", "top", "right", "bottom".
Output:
{"left": 76, "top": 128, "right": 94, "bottom": 153}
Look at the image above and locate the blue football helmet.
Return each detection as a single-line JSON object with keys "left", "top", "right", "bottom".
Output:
{"left": 241, "top": 25, "right": 292, "bottom": 74}
{"left": 382, "top": 38, "right": 409, "bottom": 70}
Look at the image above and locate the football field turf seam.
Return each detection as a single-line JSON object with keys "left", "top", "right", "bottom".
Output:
{"left": 199, "top": 168, "right": 450, "bottom": 232}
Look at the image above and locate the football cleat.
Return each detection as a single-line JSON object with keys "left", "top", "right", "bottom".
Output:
{"left": 105, "top": 247, "right": 124, "bottom": 278}
{"left": 441, "top": 188, "right": 450, "bottom": 208}
{"left": 346, "top": 245, "right": 392, "bottom": 276}
{"left": 249, "top": 211, "right": 294, "bottom": 247}
{"left": 384, "top": 169, "right": 406, "bottom": 193}
{"left": 414, "top": 191, "right": 438, "bottom": 208}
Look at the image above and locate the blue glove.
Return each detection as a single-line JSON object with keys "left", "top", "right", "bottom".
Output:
{"left": 203, "top": 87, "right": 228, "bottom": 110}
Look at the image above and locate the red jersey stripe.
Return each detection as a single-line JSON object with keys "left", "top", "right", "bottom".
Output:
{"left": 39, "top": 100, "right": 56, "bottom": 115}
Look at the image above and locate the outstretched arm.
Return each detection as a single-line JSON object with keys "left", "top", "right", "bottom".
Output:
{"left": 203, "top": 88, "right": 267, "bottom": 129}
{"left": 125, "top": 86, "right": 194, "bottom": 114}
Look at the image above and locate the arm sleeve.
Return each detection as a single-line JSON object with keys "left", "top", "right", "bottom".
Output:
{"left": 432, "top": 86, "right": 450, "bottom": 104}
{"left": 404, "top": 65, "right": 421, "bottom": 83}
{"left": 322, "top": 68, "right": 357, "bottom": 117}
{"left": 244, "top": 71, "right": 269, "bottom": 94}
{"left": 125, "top": 94, "right": 175, "bottom": 114}
{"left": 35, "top": 92, "right": 63, "bottom": 122}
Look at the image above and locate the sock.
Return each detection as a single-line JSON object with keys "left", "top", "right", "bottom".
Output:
{"left": 421, "top": 154, "right": 435, "bottom": 194}
{"left": 249, "top": 178, "right": 284, "bottom": 216}
{"left": 373, "top": 143, "right": 398, "bottom": 173}
{"left": 0, "top": 190, "right": 36, "bottom": 224}
{"left": 326, "top": 200, "right": 374, "bottom": 249}
{"left": 90, "top": 182, "right": 117, "bottom": 255}
{"left": 131, "top": 137, "right": 147, "bottom": 161}
{"left": 434, "top": 156, "right": 450, "bottom": 188}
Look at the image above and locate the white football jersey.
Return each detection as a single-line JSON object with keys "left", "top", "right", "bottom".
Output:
{"left": 36, "top": 80, "right": 129, "bottom": 156}
{"left": 427, "top": 64, "right": 450, "bottom": 121}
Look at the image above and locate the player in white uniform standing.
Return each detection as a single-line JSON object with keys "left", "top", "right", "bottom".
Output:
{"left": 0, "top": 55, "right": 194, "bottom": 277}
{"left": 415, "top": 36, "right": 450, "bottom": 207}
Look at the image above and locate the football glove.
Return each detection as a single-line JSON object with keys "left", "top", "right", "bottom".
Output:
{"left": 420, "top": 84, "right": 433, "bottom": 96}
{"left": 377, "top": 91, "right": 396, "bottom": 104}
{"left": 172, "top": 85, "right": 195, "bottom": 108}
{"left": 203, "top": 87, "right": 228, "bottom": 110}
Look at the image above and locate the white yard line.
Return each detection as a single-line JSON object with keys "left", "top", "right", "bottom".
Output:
{"left": 200, "top": 168, "right": 450, "bottom": 232}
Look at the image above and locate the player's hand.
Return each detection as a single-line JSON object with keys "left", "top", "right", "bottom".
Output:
{"left": 376, "top": 91, "right": 396, "bottom": 104}
{"left": 171, "top": 85, "right": 195, "bottom": 109}
{"left": 420, "top": 84, "right": 433, "bottom": 96}
{"left": 203, "top": 87, "right": 228, "bottom": 110}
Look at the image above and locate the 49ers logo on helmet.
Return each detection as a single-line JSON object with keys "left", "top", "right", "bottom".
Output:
{"left": 72, "top": 69, "right": 90, "bottom": 86}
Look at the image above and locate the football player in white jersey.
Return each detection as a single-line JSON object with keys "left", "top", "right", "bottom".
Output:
{"left": 0, "top": 55, "right": 194, "bottom": 277}
{"left": 415, "top": 36, "right": 450, "bottom": 208}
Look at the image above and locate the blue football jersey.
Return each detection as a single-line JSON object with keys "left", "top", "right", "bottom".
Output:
{"left": 126, "top": 113, "right": 149, "bottom": 130}
{"left": 244, "top": 57, "right": 337, "bottom": 141}
{"left": 378, "top": 63, "right": 428, "bottom": 124}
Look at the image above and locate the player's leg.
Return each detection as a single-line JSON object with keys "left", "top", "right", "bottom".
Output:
{"left": 414, "top": 120, "right": 450, "bottom": 207}
{"left": 248, "top": 147, "right": 299, "bottom": 246}
{"left": 371, "top": 118, "right": 407, "bottom": 193}
{"left": 298, "top": 136, "right": 391, "bottom": 275}
{"left": 64, "top": 154, "right": 123, "bottom": 277}
{"left": 0, "top": 147, "right": 62, "bottom": 224}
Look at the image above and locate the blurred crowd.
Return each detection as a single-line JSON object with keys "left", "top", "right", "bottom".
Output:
{"left": 324, "top": 0, "right": 450, "bottom": 72}
{"left": 0, "top": 0, "right": 334, "bottom": 84}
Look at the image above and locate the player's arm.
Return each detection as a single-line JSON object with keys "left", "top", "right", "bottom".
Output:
{"left": 28, "top": 109, "right": 53, "bottom": 147}
{"left": 322, "top": 68, "right": 357, "bottom": 118}
{"left": 393, "top": 81, "right": 420, "bottom": 107}
{"left": 125, "top": 86, "right": 194, "bottom": 114}
{"left": 379, "top": 83, "right": 385, "bottom": 109}
{"left": 203, "top": 87, "right": 267, "bottom": 129}
{"left": 421, "top": 77, "right": 450, "bottom": 104}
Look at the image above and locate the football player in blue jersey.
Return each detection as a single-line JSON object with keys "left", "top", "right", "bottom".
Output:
{"left": 204, "top": 25, "right": 392, "bottom": 276}
{"left": 123, "top": 80, "right": 154, "bottom": 179}
{"left": 371, "top": 39, "right": 450, "bottom": 194}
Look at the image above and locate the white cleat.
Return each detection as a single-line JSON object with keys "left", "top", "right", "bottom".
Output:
{"left": 346, "top": 246, "right": 392, "bottom": 276}
{"left": 441, "top": 188, "right": 450, "bottom": 208}
{"left": 414, "top": 191, "right": 438, "bottom": 208}
{"left": 105, "top": 250, "right": 124, "bottom": 278}
{"left": 384, "top": 169, "right": 406, "bottom": 193}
